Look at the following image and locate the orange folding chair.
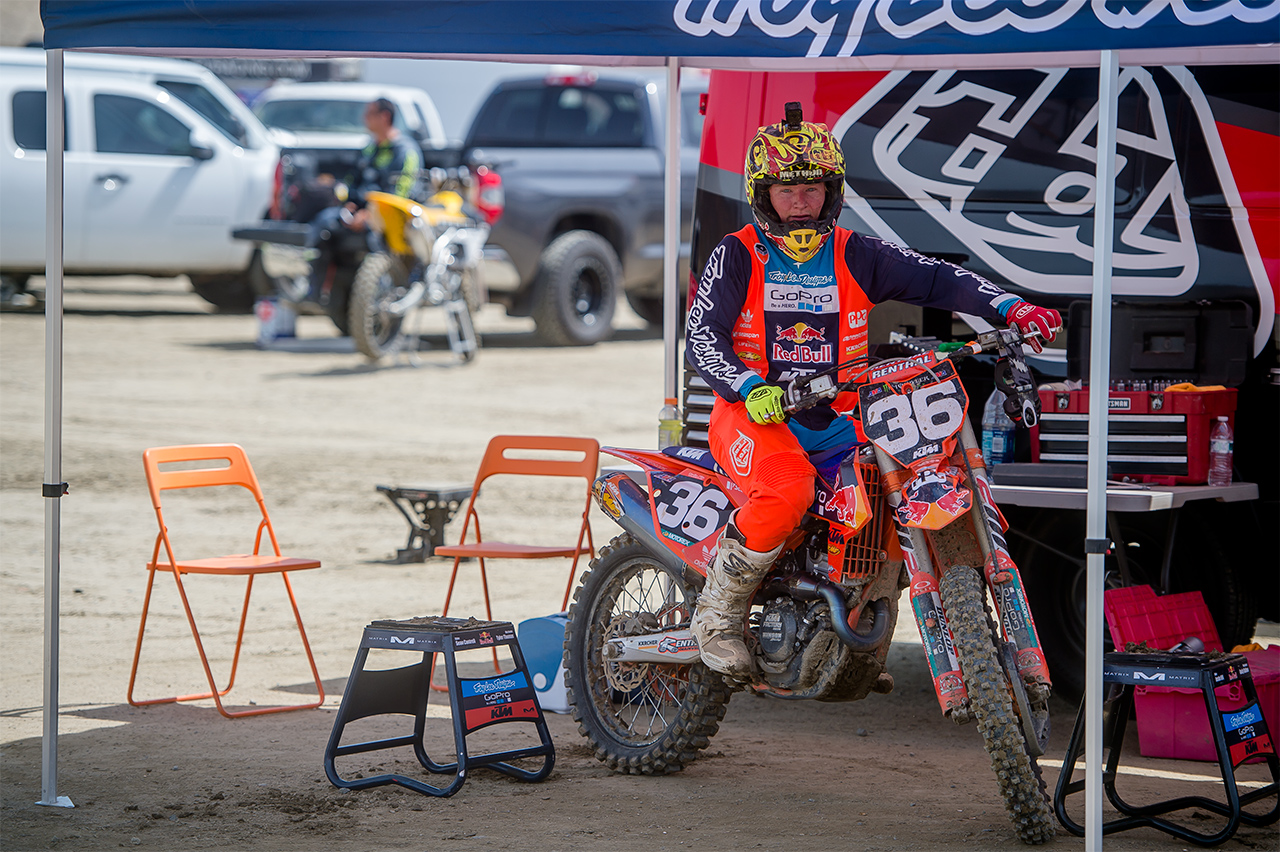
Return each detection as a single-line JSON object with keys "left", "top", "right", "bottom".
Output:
{"left": 434, "top": 435, "right": 599, "bottom": 625}
{"left": 128, "top": 443, "right": 325, "bottom": 718}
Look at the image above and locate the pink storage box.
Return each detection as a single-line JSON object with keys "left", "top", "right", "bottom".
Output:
{"left": 1104, "top": 585, "right": 1278, "bottom": 762}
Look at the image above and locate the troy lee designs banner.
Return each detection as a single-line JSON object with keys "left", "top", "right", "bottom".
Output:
{"left": 673, "top": 0, "right": 1279, "bottom": 59}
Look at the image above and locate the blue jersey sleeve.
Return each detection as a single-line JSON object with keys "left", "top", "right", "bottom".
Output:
{"left": 845, "top": 232, "right": 1016, "bottom": 320}
{"left": 685, "top": 236, "right": 761, "bottom": 403}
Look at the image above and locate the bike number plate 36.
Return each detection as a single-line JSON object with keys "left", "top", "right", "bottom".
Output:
{"left": 649, "top": 471, "right": 734, "bottom": 552}
{"left": 859, "top": 360, "right": 969, "bottom": 468}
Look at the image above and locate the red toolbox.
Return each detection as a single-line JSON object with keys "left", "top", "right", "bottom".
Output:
{"left": 1032, "top": 387, "right": 1237, "bottom": 484}
{"left": 1104, "top": 585, "right": 1279, "bottom": 762}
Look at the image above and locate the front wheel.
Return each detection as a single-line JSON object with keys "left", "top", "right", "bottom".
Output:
{"left": 349, "top": 252, "right": 411, "bottom": 359}
{"left": 564, "top": 533, "right": 732, "bottom": 774}
{"left": 939, "top": 565, "right": 1055, "bottom": 845}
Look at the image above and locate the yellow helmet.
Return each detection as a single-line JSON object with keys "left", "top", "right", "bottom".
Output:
{"left": 745, "top": 102, "right": 845, "bottom": 263}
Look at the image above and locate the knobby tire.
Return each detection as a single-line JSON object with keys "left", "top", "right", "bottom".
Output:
{"left": 564, "top": 533, "right": 732, "bottom": 774}
{"left": 940, "top": 564, "right": 1056, "bottom": 845}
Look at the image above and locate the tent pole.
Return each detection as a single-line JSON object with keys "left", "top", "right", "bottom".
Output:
{"left": 1084, "top": 47, "right": 1119, "bottom": 851}
{"left": 39, "top": 46, "right": 73, "bottom": 810}
{"left": 661, "top": 56, "right": 680, "bottom": 418}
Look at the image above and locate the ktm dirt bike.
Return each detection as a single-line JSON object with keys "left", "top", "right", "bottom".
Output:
{"left": 350, "top": 183, "right": 489, "bottom": 361}
{"left": 565, "top": 326, "right": 1056, "bottom": 844}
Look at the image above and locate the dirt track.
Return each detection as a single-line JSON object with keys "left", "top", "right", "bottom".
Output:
{"left": 1, "top": 277, "right": 1276, "bottom": 851}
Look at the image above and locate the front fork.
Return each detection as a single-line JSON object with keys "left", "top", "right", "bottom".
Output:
{"left": 874, "top": 421, "right": 1051, "bottom": 720}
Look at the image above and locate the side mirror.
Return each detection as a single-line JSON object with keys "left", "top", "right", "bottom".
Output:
{"left": 188, "top": 132, "right": 215, "bottom": 161}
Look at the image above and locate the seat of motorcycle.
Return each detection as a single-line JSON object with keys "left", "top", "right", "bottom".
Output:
{"left": 660, "top": 444, "right": 851, "bottom": 479}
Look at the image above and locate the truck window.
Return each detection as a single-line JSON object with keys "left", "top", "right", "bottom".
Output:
{"left": 157, "top": 80, "right": 248, "bottom": 146}
{"left": 468, "top": 88, "right": 545, "bottom": 147}
{"left": 11, "top": 90, "right": 67, "bottom": 150}
{"left": 545, "top": 87, "right": 644, "bottom": 147}
{"left": 256, "top": 98, "right": 407, "bottom": 134}
{"left": 94, "top": 94, "right": 193, "bottom": 156}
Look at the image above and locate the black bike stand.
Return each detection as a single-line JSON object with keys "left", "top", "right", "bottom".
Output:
{"left": 323, "top": 616, "right": 555, "bottom": 798}
{"left": 375, "top": 484, "right": 472, "bottom": 563}
{"left": 1054, "top": 651, "right": 1279, "bottom": 846}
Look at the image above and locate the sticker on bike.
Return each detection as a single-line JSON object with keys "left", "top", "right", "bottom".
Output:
{"left": 649, "top": 473, "right": 733, "bottom": 547}
{"left": 859, "top": 360, "right": 969, "bottom": 468}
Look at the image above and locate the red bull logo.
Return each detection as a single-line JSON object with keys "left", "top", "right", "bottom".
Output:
{"left": 776, "top": 322, "right": 826, "bottom": 343}
{"left": 897, "top": 498, "right": 931, "bottom": 526}
{"left": 935, "top": 488, "right": 971, "bottom": 516}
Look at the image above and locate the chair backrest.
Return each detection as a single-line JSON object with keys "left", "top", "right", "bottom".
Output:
{"left": 471, "top": 435, "right": 600, "bottom": 489}
{"left": 142, "top": 443, "right": 277, "bottom": 560}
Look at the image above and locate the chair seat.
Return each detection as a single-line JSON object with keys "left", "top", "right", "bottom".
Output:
{"left": 149, "top": 554, "right": 322, "bottom": 575}
{"left": 433, "top": 541, "right": 590, "bottom": 559}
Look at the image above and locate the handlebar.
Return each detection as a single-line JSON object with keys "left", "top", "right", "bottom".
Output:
{"left": 782, "top": 325, "right": 1044, "bottom": 428}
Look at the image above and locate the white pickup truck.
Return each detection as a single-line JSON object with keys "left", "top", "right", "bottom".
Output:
{"left": 0, "top": 48, "right": 282, "bottom": 311}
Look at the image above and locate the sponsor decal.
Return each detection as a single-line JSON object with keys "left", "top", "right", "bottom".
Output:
{"left": 463, "top": 698, "right": 540, "bottom": 731}
{"left": 847, "top": 309, "right": 868, "bottom": 327}
{"left": 730, "top": 431, "right": 754, "bottom": 476}
{"left": 737, "top": 351, "right": 763, "bottom": 361}
{"left": 389, "top": 636, "right": 416, "bottom": 645}
{"left": 738, "top": 309, "right": 754, "bottom": 327}
{"left": 772, "top": 342, "right": 833, "bottom": 364}
{"left": 765, "top": 283, "right": 838, "bottom": 314}
{"left": 937, "top": 672, "right": 965, "bottom": 695}
{"left": 753, "top": 243, "right": 768, "bottom": 264}
{"left": 460, "top": 672, "right": 528, "bottom": 697}
{"left": 658, "top": 635, "right": 700, "bottom": 654}
{"left": 869, "top": 352, "right": 934, "bottom": 380}
{"left": 483, "top": 690, "right": 512, "bottom": 705}
{"left": 596, "top": 481, "right": 624, "bottom": 521}
{"left": 776, "top": 322, "right": 827, "bottom": 343}
{"left": 479, "top": 631, "right": 493, "bottom": 645}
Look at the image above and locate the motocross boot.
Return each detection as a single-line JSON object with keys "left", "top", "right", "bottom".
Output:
{"left": 691, "top": 521, "right": 782, "bottom": 678}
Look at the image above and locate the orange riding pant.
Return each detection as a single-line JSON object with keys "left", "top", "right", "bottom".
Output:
{"left": 707, "top": 398, "right": 816, "bottom": 552}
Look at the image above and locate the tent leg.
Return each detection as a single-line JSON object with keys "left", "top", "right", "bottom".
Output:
{"left": 1083, "top": 47, "right": 1120, "bottom": 851}
{"left": 661, "top": 56, "right": 681, "bottom": 429}
{"left": 39, "top": 46, "right": 73, "bottom": 810}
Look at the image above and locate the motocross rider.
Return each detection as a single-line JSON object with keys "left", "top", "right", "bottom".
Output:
{"left": 685, "top": 103, "right": 1062, "bottom": 679}
{"left": 304, "top": 97, "right": 423, "bottom": 300}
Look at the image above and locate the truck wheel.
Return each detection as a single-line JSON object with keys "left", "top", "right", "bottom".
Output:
{"left": 531, "top": 230, "right": 619, "bottom": 346}
{"left": 625, "top": 292, "right": 663, "bottom": 326}
{"left": 189, "top": 250, "right": 272, "bottom": 313}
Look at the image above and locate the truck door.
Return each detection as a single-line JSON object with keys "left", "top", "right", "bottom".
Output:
{"left": 79, "top": 90, "right": 237, "bottom": 271}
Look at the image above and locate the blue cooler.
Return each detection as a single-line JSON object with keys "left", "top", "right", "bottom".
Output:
{"left": 517, "top": 613, "right": 570, "bottom": 714}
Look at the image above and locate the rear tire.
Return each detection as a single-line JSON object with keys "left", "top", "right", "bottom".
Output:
{"left": 531, "top": 230, "right": 619, "bottom": 346}
{"left": 940, "top": 565, "right": 1055, "bottom": 845}
{"left": 189, "top": 250, "right": 271, "bottom": 313}
{"left": 565, "top": 533, "right": 732, "bottom": 774}
{"left": 349, "top": 252, "right": 410, "bottom": 359}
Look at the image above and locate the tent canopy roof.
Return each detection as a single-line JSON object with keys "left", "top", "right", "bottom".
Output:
{"left": 41, "top": 0, "right": 1278, "bottom": 69}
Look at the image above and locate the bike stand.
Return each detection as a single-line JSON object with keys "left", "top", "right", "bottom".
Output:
{"left": 375, "top": 484, "right": 472, "bottom": 562}
{"left": 1054, "top": 651, "right": 1279, "bottom": 846}
{"left": 323, "top": 616, "right": 555, "bottom": 798}
{"left": 444, "top": 300, "right": 477, "bottom": 361}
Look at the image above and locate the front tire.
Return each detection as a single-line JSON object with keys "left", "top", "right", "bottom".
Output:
{"left": 940, "top": 565, "right": 1055, "bottom": 845}
{"left": 564, "top": 533, "right": 732, "bottom": 774}
{"left": 189, "top": 250, "right": 272, "bottom": 313}
{"left": 531, "top": 230, "right": 619, "bottom": 346}
{"left": 349, "top": 252, "right": 410, "bottom": 359}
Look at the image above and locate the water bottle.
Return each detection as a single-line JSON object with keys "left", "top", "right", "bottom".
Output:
{"left": 1207, "top": 416, "right": 1233, "bottom": 486}
{"left": 658, "top": 399, "right": 683, "bottom": 450}
{"left": 982, "top": 388, "right": 1016, "bottom": 468}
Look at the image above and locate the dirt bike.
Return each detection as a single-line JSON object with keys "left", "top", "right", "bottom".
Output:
{"left": 349, "top": 177, "right": 489, "bottom": 361}
{"left": 565, "top": 326, "right": 1057, "bottom": 844}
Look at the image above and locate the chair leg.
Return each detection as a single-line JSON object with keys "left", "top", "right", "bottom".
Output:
{"left": 432, "top": 556, "right": 500, "bottom": 692}
{"left": 129, "top": 568, "right": 324, "bottom": 718}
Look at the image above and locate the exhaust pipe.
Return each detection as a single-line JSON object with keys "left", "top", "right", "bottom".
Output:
{"left": 762, "top": 573, "right": 892, "bottom": 652}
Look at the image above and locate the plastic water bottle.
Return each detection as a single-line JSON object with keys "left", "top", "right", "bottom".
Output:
{"left": 1207, "top": 416, "right": 1233, "bottom": 486}
{"left": 982, "top": 388, "right": 1016, "bottom": 468}
{"left": 658, "top": 399, "right": 683, "bottom": 450}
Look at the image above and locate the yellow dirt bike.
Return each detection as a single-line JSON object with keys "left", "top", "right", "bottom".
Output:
{"left": 351, "top": 186, "right": 489, "bottom": 361}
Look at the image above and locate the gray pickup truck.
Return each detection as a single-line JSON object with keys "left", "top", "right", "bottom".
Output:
{"left": 462, "top": 74, "right": 703, "bottom": 345}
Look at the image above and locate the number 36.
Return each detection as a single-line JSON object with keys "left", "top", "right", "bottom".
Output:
{"left": 864, "top": 379, "right": 965, "bottom": 456}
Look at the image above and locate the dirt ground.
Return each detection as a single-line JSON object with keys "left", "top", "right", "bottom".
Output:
{"left": 1, "top": 276, "right": 1276, "bottom": 852}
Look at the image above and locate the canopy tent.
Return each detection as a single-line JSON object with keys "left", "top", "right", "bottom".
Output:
{"left": 38, "top": 1, "right": 1279, "bottom": 846}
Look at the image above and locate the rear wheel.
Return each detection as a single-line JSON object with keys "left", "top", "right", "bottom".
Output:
{"left": 531, "top": 230, "right": 619, "bottom": 346}
{"left": 565, "top": 533, "right": 732, "bottom": 774}
{"left": 189, "top": 250, "right": 272, "bottom": 313}
{"left": 940, "top": 564, "right": 1055, "bottom": 845}
{"left": 349, "top": 253, "right": 411, "bottom": 359}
